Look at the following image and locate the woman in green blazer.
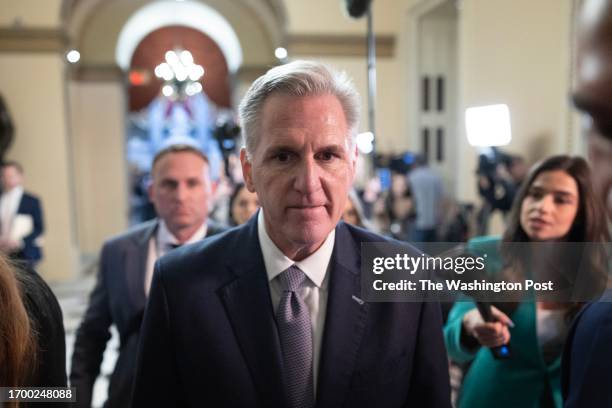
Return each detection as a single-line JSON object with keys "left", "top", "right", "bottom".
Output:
{"left": 444, "top": 155, "right": 609, "bottom": 408}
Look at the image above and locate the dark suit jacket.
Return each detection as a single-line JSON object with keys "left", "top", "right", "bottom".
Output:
{"left": 5, "top": 191, "right": 44, "bottom": 264}
{"left": 132, "top": 217, "right": 451, "bottom": 408}
{"left": 70, "top": 219, "right": 225, "bottom": 408}
{"left": 562, "top": 291, "right": 612, "bottom": 407}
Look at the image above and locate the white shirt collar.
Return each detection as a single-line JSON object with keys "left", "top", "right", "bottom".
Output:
{"left": 3, "top": 185, "right": 23, "bottom": 198}
{"left": 156, "top": 219, "right": 207, "bottom": 250}
{"left": 257, "top": 210, "right": 334, "bottom": 288}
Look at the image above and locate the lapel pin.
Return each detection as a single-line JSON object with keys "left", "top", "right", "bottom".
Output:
{"left": 351, "top": 295, "right": 365, "bottom": 305}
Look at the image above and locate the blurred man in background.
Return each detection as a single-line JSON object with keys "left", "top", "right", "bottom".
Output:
{"left": 0, "top": 161, "right": 44, "bottom": 268}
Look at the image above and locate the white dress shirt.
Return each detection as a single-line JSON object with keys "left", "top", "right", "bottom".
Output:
{"left": 257, "top": 210, "right": 334, "bottom": 394}
{"left": 144, "top": 220, "right": 207, "bottom": 296}
{"left": 0, "top": 186, "right": 23, "bottom": 239}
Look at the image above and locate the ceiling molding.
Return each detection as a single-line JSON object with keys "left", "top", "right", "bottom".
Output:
{"left": 0, "top": 28, "right": 68, "bottom": 53}
{"left": 235, "top": 64, "right": 271, "bottom": 83}
{"left": 69, "top": 64, "right": 124, "bottom": 82}
{"left": 288, "top": 34, "right": 395, "bottom": 58}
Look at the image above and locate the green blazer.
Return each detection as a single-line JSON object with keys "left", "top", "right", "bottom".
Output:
{"left": 444, "top": 236, "right": 562, "bottom": 408}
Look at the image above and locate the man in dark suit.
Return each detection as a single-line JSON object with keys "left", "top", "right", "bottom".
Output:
{"left": 562, "top": 0, "right": 612, "bottom": 406}
{"left": 0, "top": 160, "right": 44, "bottom": 268}
{"left": 70, "top": 144, "right": 225, "bottom": 408}
{"left": 132, "top": 60, "right": 451, "bottom": 408}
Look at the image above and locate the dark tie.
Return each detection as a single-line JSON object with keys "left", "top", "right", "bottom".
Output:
{"left": 168, "top": 243, "right": 182, "bottom": 251}
{"left": 277, "top": 265, "right": 315, "bottom": 408}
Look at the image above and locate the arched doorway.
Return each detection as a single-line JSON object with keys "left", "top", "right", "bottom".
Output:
{"left": 63, "top": 0, "right": 279, "bottom": 256}
{"left": 126, "top": 25, "right": 233, "bottom": 224}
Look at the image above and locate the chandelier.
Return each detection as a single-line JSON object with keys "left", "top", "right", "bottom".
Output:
{"left": 154, "top": 49, "right": 205, "bottom": 99}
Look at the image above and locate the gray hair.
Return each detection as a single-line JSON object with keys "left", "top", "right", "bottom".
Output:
{"left": 238, "top": 60, "right": 360, "bottom": 157}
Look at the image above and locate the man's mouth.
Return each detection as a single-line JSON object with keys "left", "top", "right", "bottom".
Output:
{"left": 287, "top": 205, "right": 326, "bottom": 214}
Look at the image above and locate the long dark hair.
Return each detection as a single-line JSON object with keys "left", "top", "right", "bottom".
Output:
{"left": 0, "top": 256, "right": 37, "bottom": 406}
{"left": 228, "top": 183, "right": 247, "bottom": 226}
{"left": 503, "top": 155, "right": 608, "bottom": 244}
{"left": 501, "top": 155, "right": 609, "bottom": 320}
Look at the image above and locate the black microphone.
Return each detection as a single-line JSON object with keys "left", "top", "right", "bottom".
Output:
{"left": 429, "top": 244, "right": 513, "bottom": 360}
{"left": 476, "top": 301, "right": 512, "bottom": 359}
{"left": 344, "top": 0, "right": 372, "bottom": 18}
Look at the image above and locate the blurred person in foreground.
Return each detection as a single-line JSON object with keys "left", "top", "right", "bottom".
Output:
{"left": 562, "top": 0, "right": 612, "bottom": 406}
{"left": 445, "top": 155, "right": 609, "bottom": 408}
{"left": 0, "top": 254, "right": 66, "bottom": 407}
{"left": 132, "top": 60, "right": 451, "bottom": 408}
{"left": 70, "top": 144, "right": 225, "bottom": 408}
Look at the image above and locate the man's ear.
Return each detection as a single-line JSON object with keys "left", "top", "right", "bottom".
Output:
{"left": 240, "top": 148, "right": 255, "bottom": 192}
{"left": 349, "top": 142, "right": 358, "bottom": 180}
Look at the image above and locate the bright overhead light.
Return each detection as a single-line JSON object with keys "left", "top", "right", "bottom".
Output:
{"left": 188, "top": 65, "right": 204, "bottom": 81}
{"left": 274, "top": 47, "right": 288, "bottom": 60}
{"left": 66, "top": 49, "right": 80, "bottom": 63}
{"left": 162, "top": 85, "right": 174, "bottom": 97}
{"left": 356, "top": 131, "right": 375, "bottom": 154}
{"left": 165, "top": 50, "right": 179, "bottom": 66}
{"left": 156, "top": 48, "right": 205, "bottom": 98}
{"left": 180, "top": 50, "right": 193, "bottom": 65}
{"left": 465, "top": 104, "right": 512, "bottom": 147}
{"left": 154, "top": 63, "right": 174, "bottom": 81}
{"left": 159, "top": 48, "right": 203, "bottom": 83}
{"left": 188, "top": 69, "right": 198, "bottom": 81}
{"left": 175, "top": 68, "right": 188, "bottom": 82}
{"left": 185, "top": 82, "right": 202, "bottom": 96}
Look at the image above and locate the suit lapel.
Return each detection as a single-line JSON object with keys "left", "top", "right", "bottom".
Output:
{"left": 316, "top": 223, "right": 369, "bottom": 407}
{"left": 217, "top": 216, "right": 285, "bottom": 407}
{"left": 127, "top": 220, "right": 157, "bottom": 311}
{"left": 15, "top": 193, "right": 25, "bottom": 214}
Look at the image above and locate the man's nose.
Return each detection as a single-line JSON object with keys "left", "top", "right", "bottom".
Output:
{"left": 294, "top": 157, "right": 322, "bottom": 194}
{"left": 174, "top": 183, "right": 189, "bottom": 201}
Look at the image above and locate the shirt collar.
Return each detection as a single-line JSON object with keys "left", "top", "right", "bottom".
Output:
{"left": 257, "top": 210, "right": 334, "bottom": 288}
{"left": 3, "top": 186, "right": 23, "bottom": 198}
{"left": 157, "top": 219, "right": 207, "bottom": 249}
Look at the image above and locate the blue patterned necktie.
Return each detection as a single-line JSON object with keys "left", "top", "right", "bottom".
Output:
{"left": 277, "top": 265, "right": 315, "bottom": 408}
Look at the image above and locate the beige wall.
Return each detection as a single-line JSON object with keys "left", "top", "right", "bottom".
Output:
{"left": 456, "top": 0, "right": 574, "bottom": 203}
{"left": 0, "top": 53, "right": 78, "bottom": 281}
{"left": 0, "top": 0, "right": 62, "bottom": 27}
{"left": 286, "top": 0, "right": 401, "bottom": 35}
{"left": 68, "top": 80, "right": 128, "bottom": 254}
{"left": 285, "top": 0, "right": 406, "bottom": 154}
{"left": 295, "top": 57, "right": 404, "bottom": 153}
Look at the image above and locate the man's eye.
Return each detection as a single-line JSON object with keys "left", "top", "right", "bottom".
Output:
{"left": 318, "top": 152, "right": 335, "bottom": 161}
{"left": 276, "top": 152, "right": 290, "bottom": 162}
